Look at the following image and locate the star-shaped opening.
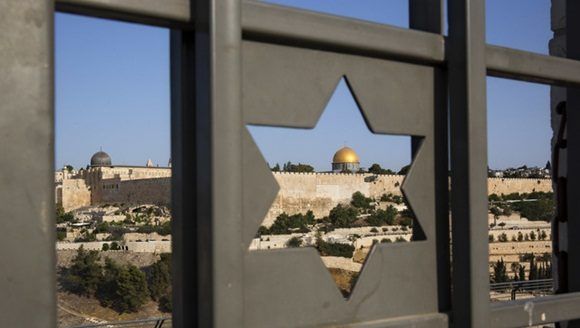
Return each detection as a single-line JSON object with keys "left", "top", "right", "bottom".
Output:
{"left": 247, "top": 78, "right": 425, "bottom": 298}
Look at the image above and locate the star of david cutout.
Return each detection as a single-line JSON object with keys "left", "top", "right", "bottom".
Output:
{"left": 245, "top": 77, "right": 426, "bottom": 298}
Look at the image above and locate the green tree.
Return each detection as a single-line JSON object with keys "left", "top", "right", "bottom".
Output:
{"left": 517, "top": 232, "right": 524, "bottom": 242}
{"left": 283, "top": 162, "right": 314, "bottom": 173}
{"left": 489, "top": 234, "right": 495, "bottom": 242}
{"left": 397, "top": 164, "right": 411, "bottom": 175}
{"left": 147, "top": 254, "right": 171, "bottom": 301}
{"left": 97, "top": 259, "right": 149, "bottom": 313}
{"left": 268, "top": 211, "right": 315, "bottom": 234}
{"left": 271, "top": 163, "right": 280, "bottom": 172}
{"left": 102, "top": 243, "right": 110, "bottom": 251}
{"left": 528, "top": 256, "right": 538, "bottom": 280}
{"left": 368, "top": 164, "right": 395, "bottom": 175}
{"left": 518, "top": 265, "right": 526, "bottom": 281}
{"left": 540, "top": 230, "right": 548, "bottom": 240}
{"left": 530, "top": 231, "right": 537, "bottom": 241}
{"left": 366, "top": 206, "right": 397, "bottom": 226}
{"left": 350, "top": 192, "right": 373, "bottom": 210}
{"left": 62, "top": 246, "right": 102, "bottom": 296}
{"left": 492, "top": 258, "right": 509, "bottom": 283}
{"left": 328, "top": 204, "right": 358, "bottom": 228}
{"left": 56, "top": 205, "right": 74, "bottom": 224}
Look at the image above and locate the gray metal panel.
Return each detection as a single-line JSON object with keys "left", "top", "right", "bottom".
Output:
{"left": 242, "top": 129, "right": 279, "bottom": 249}
{"left": 487, "top": 45, "right": 580, "bottom": 86}
{"left": 0, "top": 0, "right": 56, "bottom": 327}
{"left": 490, "top": 292, "right": 580, "bottom": 328}
{"left": 243, "top": 41, "right": 434, "bottom": 136}
{"left": 448, "top": 0, "right": 490, "bottom": 327}
{"left": 242, "top": 41, "right": 439, "bottom": 327}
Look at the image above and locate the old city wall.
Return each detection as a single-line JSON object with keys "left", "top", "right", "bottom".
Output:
{"left": 99, "top": 166, "right": 171, "bottom": 181}
{"left": 263, "top": 173, "right": 553, "bottom": 226}
{"left": 96, "top": 177, "right": 171, "bottom": 207}
{"left": 264, "top": 172, "right": 405, "bottom": 225}
{"left": 487, "top": 177, "right": 552, "bottom": 195}
{"left": 60, "top": 179, "right": 91, "bottom": 212}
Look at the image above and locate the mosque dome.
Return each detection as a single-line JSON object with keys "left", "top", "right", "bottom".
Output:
{"left": 332, "top": 147, "right": 360, "bottom": 164}
{"left": 90, "top": 151, "right": 112, "bottom": 167}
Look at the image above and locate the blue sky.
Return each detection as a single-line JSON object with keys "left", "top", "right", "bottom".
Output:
{"left": 55, "top": 1, "right": 552, "bottom": 171}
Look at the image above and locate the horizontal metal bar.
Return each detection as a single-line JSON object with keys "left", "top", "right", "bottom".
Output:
{"left": 242, "top": 1, "right": 445, "bottom": 65}
{"left": 487, "top": 45, "right": 580, "bottom": 86}
{"left": 54, "top": 0, "right": 580, "bottom": 86}
{"left": 490, "top": 292, "right": 580, "bottom": 328}
{"left": 55, "top": 0, "right": 190, "bottom": 28}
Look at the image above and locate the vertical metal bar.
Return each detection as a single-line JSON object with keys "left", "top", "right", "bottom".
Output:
{"left": 0, "top": 1, "right": 56, "bottom": 327}
{"left": 566, "top": 0, "right": 580, "bottom": 326}
{"left": 448, "top": 0, "right": 490, "bottom": 327}
{"left": 171, "top": 28, "right": 198, "bottom": 328}
{"left": 172, "top": 0, "right": 243, "bottom": 327}
{"left": 409, "top": 0, "right": 450, "bottom": 314}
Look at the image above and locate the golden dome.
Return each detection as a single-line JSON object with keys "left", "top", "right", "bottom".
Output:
{"left": 332, "top": 147, "right": 360, "bottom": 164}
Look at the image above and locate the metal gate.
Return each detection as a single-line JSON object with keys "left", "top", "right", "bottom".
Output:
{"left": 2, "top": 0, "right": 580, "bottom": 327}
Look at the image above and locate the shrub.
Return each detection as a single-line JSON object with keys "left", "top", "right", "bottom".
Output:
{"left": 269, "top": 211, "right": 315, "bottom": 234}
{"left": 488, "top": 234, "right": 494, "bottom": 242}
{"left": 286, "top": 237, "right": 303, "bottom": 248}
{"left": 381, "top": 238, "right": 392, "bottom": 243}
{"left": 370, "top": 227, "right": 378, "bottom": 233}
{"left": 158, "top": 293, "right": 172, "bottom": 313}
{"left": 102, "top": 243, "right": 110, "bottom": 251}
{"left": 366, "top": 206, "right": 397, "bottom": 226}
{"left": 110, "top": 241, "right": 120, "bottom": 250}
{"left": 57, "top": 230, "right": 67, "bottom": 241}
{"left": 316, "top": 240, "right": 354, "bottom": 258}
{"left": 395, "top": 237, "right": 406, "bottom": 243}
{"left": 498, "top": 233, "right": 508, "bottom": 242}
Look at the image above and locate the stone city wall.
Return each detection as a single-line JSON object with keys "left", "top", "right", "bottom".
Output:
{"left": 56, "top": 240, "right": 171, "bottom": 253}
{"left": 99, "top": 166, "right": 171, "bottom": 181}
{"left": 95, "top": 177, "right": 171, "bottom": 207}
{"left": 262, "top": 173, "right": 553, "bottom": 226}
{"left": 487, "top": 177, "right": 552, "bottom": 195}
{"left": 264, "top": 172, "right": 405, "bottom": 225}
{"left": 59, "top": 179, "right": 91, "bottom": 212}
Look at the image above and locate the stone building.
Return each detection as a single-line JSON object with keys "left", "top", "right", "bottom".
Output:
{"left": 332, "top": 146, "right": 360, "bottom": 172}
{"left": 56, "top": 150, "right": 171, "bottom": 211}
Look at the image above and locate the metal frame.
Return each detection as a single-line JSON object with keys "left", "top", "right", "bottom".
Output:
{"left": 1, "top": 0, "right": 580, "bottom": 327}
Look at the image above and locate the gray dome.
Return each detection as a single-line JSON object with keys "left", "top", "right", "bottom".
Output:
{"left": 90, "top": 151, "right": 112, "bottom": 167}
